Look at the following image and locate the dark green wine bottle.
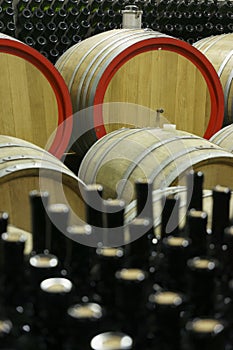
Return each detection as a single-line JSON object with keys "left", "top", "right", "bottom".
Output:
{"left": 18, "top": 21, "right": 34, "bottom": 39}
{"left": 24, "top": 35, "right": 36, "bottom": 47}
{"left": 94, "top": 246, "right": 124, "bottom": 314}
{"left": 40, "top": 0, "right": 53, "bottom": 10}
{"left": 29, "top": 190, "right": 49, "bottom": 255}
{"left": 71, "top": 33, "right": 81, "bottom": 44}
{"left": 148, "top": 290, "right": 185, "bottom": 350}
{"left": 1, "top": 0, "right": 12, "bottom": 11}
{"left": 18, "top": 8, "right": 32, "bottom": 25}
{"left": 47, "top": 33, "right": 59, "bottom": 49}
{"left": 210, "top": 185, "right": 231, "bottom": 256}
{"left": 1, "top": 230, "right": 27, "bottom": 305}
{"left": 89, "top": 0, "right": 103, "bottom": 13}
{"left": 46, "top": 203, "right": 70, "bottom": 267}
{"left": 33, "top": 21, "right": 45, "bottom": 36}
{"left": 53, "top": 0, "right": 65, "bottom": 12}
{"left": 46, "top": 21, "right": 56, "bottom": 34}
{"left": 54, "top": 7, "right": 67, "bottom": 23}
{"left": 67, "top": 303, "right": 105, "bottom": 349}
{"left": 83, "top": 184, "right": 104, "bottom": 228}
{"left": 5, "top": 21, "right": 16, "bottom": 36}
{"left": 28, "top": 0, "right": 41, "bottom": 12}
{"left": 0, "top": 212, "right": 8, "bottom": 235}
{"left": 186, "top": 171, "right": 204, "bottom": 211}
{"left": 66, "top": 224, "right": 94, "bottom": 291}
{"left": 101, "top": 0, "right": 114, "bottom": 11}
{"left": 161, "top": 235, "right": 191, "bottom": 291}
{"left": 17, "top": 0, "right": 30, "bottom": 13}
{"left": 77, "top": 0, "right": 89, "bottom": 11}
{"left": 44, "top": 7, "right": 55, "bottom": 21}
{"left": 91, "top": 7, "right": 104, "bottom": 26}
{"left": 126, "top": 217, "right": 154, "bottom": 269}
{"left": 186, "top": 209, "right": 208, "bottom": 256}
{"left": 161, "top": 193, "right": 180, "bottom": 239}
{"left": 55, "top": 20, "right": 68, "bottom": 36}
{"left": 67, "top": 6, "right": 79, "bottom": 21}
{"left": 37, "top": 277, "right": 73, "bottom": 346}
{"left": 32, "top": 8, "right": 45, "bottom": 23}
{"left": 28, "top": 253, "right": 59, "bottom": 293}
{"left": 115, "top": 267, "right": 148, "bottom": 344}
{"left": 187, "top": 256, "right": 219, "bottom": 317}
{"left": 35, "top": 35, "right": 47, "bottom": 50}
{"left": 48, "top": 48, "right": 60, "bottom": 63}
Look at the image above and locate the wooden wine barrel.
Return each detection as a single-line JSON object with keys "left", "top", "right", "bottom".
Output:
{"left": 210, "top": 124, "right": 233, "bottom": 152}
{"left": 125, "top": 186, "right": 233, "bottom": 235}
{"left": 56, "top": 29, "right": 224, "bottom": 157}
{"left": 194, "top": 33, "right": 233, "bottom": 126}
{"left": 78, "top": 127, "right": 233, "bottom": 204}
{"left": 0, "top": 135, "right": 86, "bottom": 232}
{"left": 0, "top": 33, "right": 73, "bottom": 158}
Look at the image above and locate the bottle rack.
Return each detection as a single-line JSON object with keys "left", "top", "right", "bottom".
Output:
{"left": 0, "top": 0, "right": 233, "bottom": 62}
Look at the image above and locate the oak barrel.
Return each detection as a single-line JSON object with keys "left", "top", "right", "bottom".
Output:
{"left": 194, "top": 33, "right": 233, "bottom": 126}
{"left": 0, "top": 135, "right": 85, "bottom": 232}
{"left": 0, "top": 33, "right": 73, "bottom": 158}
{"left": 210, "top": 124, "right": 233, "bottom": 153}
{"left": 78, "top": 127, "right": 233, "bottom": 203}
{"left": 56, "top": 29, "right": 224, "bottom": 157}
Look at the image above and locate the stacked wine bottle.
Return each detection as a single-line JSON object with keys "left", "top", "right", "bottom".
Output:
{"left": 0, "top": 0, "right": 232, "bottom": 63}
{"left": 0, "top": 0, "right": 16, "bottom": 36}
{"left": 14, "top": 0, "right": 124, "bottom": 63}
{"left": 0, "top": 171, "right": 233, "bottom": 349}
{"left": 146, "top": 0, "right": 233, "bottom": 44}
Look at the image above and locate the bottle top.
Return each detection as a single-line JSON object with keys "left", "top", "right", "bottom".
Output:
{"left": 214, "top": 184, "right": 231, "bottom": 195}
{"left": 68, "top": 303, "right": 103, "bottom": 320}
{"left": 187, "top": 257, "right": 218, "bottom": 272}
{"left": 96, "top": 246, "right": 124, "bottom": 258}
{"left": 2, "top": 231, "right": 27, "bottom": 243}
{"left": 29, "top": 253, "right": 58, "bottom": 268}
{"left": 104, "top": 199, "right": 125, "bottom": 211}
{"left": 188, "top": 209, "right": 207, "bottom": 220}
{"left": 40, "top": 277, "right": 72, "bottom": 293}
{"left": 186, "top": 318, "right": 224, "bottom": 335}
{"left": 164, "top": 236, "right": 190, "bottom": 248}
{"left": 67, "top": 224, "right": 92, "bottom": 236}
{"left": 91, "top": 332, "right": 133, "bottom": 350}
{"left": 25, "top": 36, "right": 36, "bottom": 46}
{"left": 30, "top": 189, "right": 49, "bottom": 198}
{"left": 116, "top": 268, "right": 146, "bottom": 281}
{"left": 149, "top": 291, "right": 183, "bottom": 306}
{"left": 0, "top": 320, "right": 12, "bottom": 336}
{"left": 47, "top": 203, "right": 69, "bottom": 214}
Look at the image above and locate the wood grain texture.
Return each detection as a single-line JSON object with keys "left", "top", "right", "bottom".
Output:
{"left": 0, "top": 136, "right": 86, "bottom": 232}
{"left": 0, "top": 52, "right": 58, "bottom": 149}
{"left": 78, "top": 127, "right": 233, "bottom": 204}
{"left": 194, "top": 33, "right": 233, "bottom": 125}
{"left": 210, "top": 124, "right": 233, "bottom": 152}
{"left": 103, "top": 50, "right": 210, "bottom": 136}
{"left": 56, "top": 29, "right": 216, "bottom": 156}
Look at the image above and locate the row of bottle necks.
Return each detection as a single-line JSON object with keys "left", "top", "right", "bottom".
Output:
{"left": 0, "top": 171, "right": 233, "bottom": 349}
{"left": 0, "top": 0, "right": 232, "bottom": 63}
